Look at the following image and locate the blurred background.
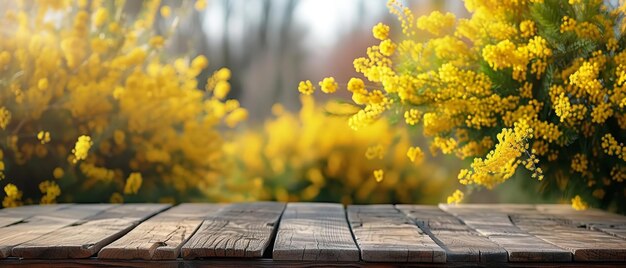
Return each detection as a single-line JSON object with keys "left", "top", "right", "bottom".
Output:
{"left": 189, "top": 0, "right": 467, "bottom": 119}
{"left": 177, "top": 0, "right": 541, "bottom": 204}
{"left": 0, "top": 0, "right": 549, "bottom": 205}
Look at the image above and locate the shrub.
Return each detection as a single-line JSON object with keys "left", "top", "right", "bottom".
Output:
{"left": 0, "top": 0, "right": 246, "bottom": 206}
{"left": 304, "top": 0, "right": 626, "bottom": 211}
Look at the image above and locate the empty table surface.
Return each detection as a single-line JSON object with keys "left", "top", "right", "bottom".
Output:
{"left": 0, "top": 202, "right": 625, "bottom": 267}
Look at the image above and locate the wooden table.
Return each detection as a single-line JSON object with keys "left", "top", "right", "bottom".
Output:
{"left": 0, "top": 202, "right": 625, "bottom": 267}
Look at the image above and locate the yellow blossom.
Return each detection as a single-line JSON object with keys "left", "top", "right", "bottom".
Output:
{"left": 39, "top": 180, "right": 61, "bottom": 204}
{"left": 214, "top": 81, "right": 231, "bottom": 99}
{"left": 571, "top": 195, "right": 588, "bottom": 210}
{"left": 37, "top": 131, "right": 51, "bottom": 144}
{"left": 298, "top": 80, "right": 315, "bottom": 95}
{"left": 72, "top": 135, "right": 92, "bottom": 163}
{"left": 602, "top": 134, "right": 626, "bottom": 161}
{"left": 404, "top": 109, "right": 421, "bottom": 125}
{"left": 379, "top": 39, "right": 396, "bottom": 56}
{"left": 387, "top": 0, "right": 416, "bottom": 37}
{"left": 4, "top": 184, "right": 19, "bottom": 198}
{"left": 407, "top": 146, "right": 424, "bottom": 165}
{"left": 372, "top": 23, "right": 390, "bottom": 40}
{"left": 458, "top": 120, "right": 539, "bottom": 189}
{"left": 591, "top": 103, "right": 613, "bottom": 124}
{"left": 3, "top": 183, "right": 22, "bottom": 208}
{"left": 560, "top": 16, "right": 576, "bottom": 33}
{"left": 519, "top": 20, "right": 536, "bottom": 38}
{"left": 374, "top": 169, "right": 384, "bottom": 182}
{"left": 571, "top": 154, "right": 588, "bottom": 173}
{"left": 191, "top": 55, "right": 209, "bottom": 71}
{"left": 215, "top": 68, "right": 232, "bottom": 80}
{"left": 0, "top": 107, "right": 10, "bottom": 130}
{"left": 446, "top": 189, "right": 464, "bottom": 204}
{"left": 319, "top": 77, "right": 338, "bottom": 94}
{"left": 347, "top": 77, "right": 366, "bottom": 93}
{"left": 225, "top": 108, "right": 248, "bottom": 128}
{"left": 124, "top": 172, "right": 143, "bottom": 194}
{"left": 611, "top": 166, "right": 626, "bottom": 182}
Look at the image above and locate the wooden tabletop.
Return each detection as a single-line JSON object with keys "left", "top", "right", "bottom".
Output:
{"left": 0, "top": 202, "right": 625, "bottom": 267}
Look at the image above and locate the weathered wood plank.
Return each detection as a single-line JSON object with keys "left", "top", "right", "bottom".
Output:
{"left": 397, "top": 205, "right": 507, "bottom": 263}
{"left": 594, "top": 226, "right": 626, "bottom": 240}
{"left": 0, "top": 204, "right": 115, "bottom": 258}
{"left": 347, "top": 205, "right": 445, "bottom": 263}
{"left": 0, "top": 202, "right": 625, "bottom": 264}
{"left": 511, "top": 213, "right": 626, "bottom": 261}
{"left": 0, "top": 204, "right": 72, "bottom": 227}
{"left": 536, "top": 204, "right": 626, "bottom": 238}
{"left": 98, "top": 203, "right": 226, "bottom": 260}
{"left": 0, "top": 204, "right": 72, "bottom": 217}
{"left": 273, "top": 203, "right": 359, "bottom": 261}
{"left": 12, "top": 204, "right": 170, "bottom": 259}
{"left": 440, "top": 204, "right": 572, "bottom": 262}
{"left": 0, "top": 217, "right": 22, "bottom": 229}
{"left": 181, "top": 202, "right": 285, "bottom": 259}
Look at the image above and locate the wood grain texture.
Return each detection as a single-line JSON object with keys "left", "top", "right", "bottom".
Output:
{"left": 0, "top": 204, "right": 71, "bottom": 217}
{"left": 1, "top": 203, "right": 626, "bottom": 264}
{"left": 0, "top": 217, "right": 22, "bottom": 229}
{"left": 397, "top": 205, "right": 507, "bottom": 263}
{"left": 0, "top": 204, "right": 114, "bottom": 258}
{"left": 446, "top": 204, "right": 626, "bottom": 261}
{"left": 273, "top": 203, "right": 359, "bottom": 262}
{"left": 536, "top": 204, "right": 626, "bottom": 224}
{"left": 12, "top": 204, "right": 170, "bottom": 259}
{"left": 0, "top": 204, "right": 72, "bottom": 227}
{"left": 99, "top": 203, "right": 226, "bottom": 260}
{"left": 181, "top": 202, "right": 285, "bottom": 259}
{"left": 536, "top": 204, "right": 626, "bottom": 238}
{"left": 511, "top": 213, "right": 626, "bottom": 262}
{"left": 347, "top": 205, "right": 445, "bottom": 263}
{"left": 593, "top": 226, "right": 626, "bottom": 240}
{"left": 439, "top": 204, "right": 572, "bottom": 262}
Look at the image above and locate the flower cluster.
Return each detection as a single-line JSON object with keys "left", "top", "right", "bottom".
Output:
{"left": 0, "top": 0, "right": 245, "bottom": 206}
{"left": 303, "top": 0, "right": 626, "bottom": 211}
{"left": 222, "top": 96, "right": 457, "bottom": 204}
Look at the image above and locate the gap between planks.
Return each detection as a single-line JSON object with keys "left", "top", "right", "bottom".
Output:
{"left": 181, "top": 202, "right": 285, "bottom": 259}
{"left": 12, "top": 204, "right": 171, "bottom": 259}
{"left": 98, "top": 203, "right": 227, "bottom": 260}
{"left": 348, "top": 204, "right": 445, "bottom": 263}
{"left": 440, "top": 204, "right": 626, "bottom": 262}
